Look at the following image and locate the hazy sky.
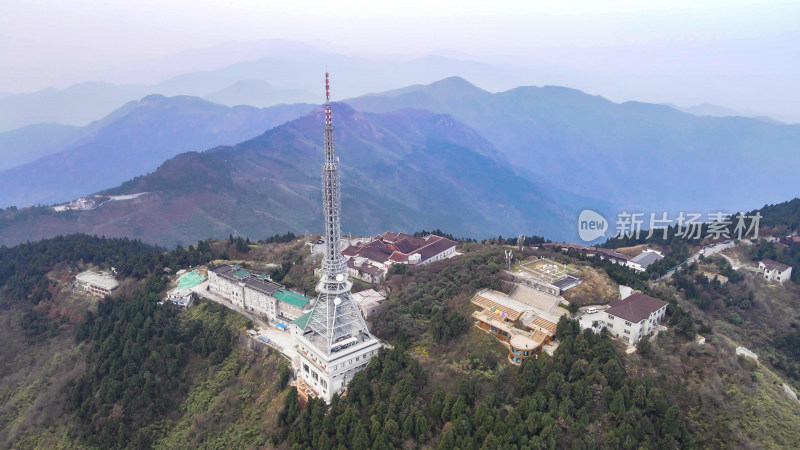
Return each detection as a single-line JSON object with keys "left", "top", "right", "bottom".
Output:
{"left": 2, "top": 1, "right": 798, "bottom": 117}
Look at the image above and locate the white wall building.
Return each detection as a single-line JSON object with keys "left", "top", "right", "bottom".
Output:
{"left": 352, "top": 289, "right": 387, "bottom": 319}
{"left": 74, "top": 271, "right": 119, "bottom": 297}
{"left": 758, "top": 259, "right": 793, "bottom": 283}
{"left": 603, "top": 293, "right": 668, "bottom": 345}
{"left": 208, "top": 265, "right": 310, "bottom": 322}
{"left": 296, "top": 332, "right": 382, "bottom": 402}
{"left": 626, "top": 249, "right": 664, "bottom": 272}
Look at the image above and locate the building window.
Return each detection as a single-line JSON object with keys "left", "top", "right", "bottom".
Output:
{"left": 625, "top": 320, "right": 632, "bottom": 326}
{"left": 623, "top": 337, "right": 630, "bottom": 342}
{"left": 303, "top": 363, "right": 309, "bottom": 373}
{"left": 624, "top": 329, "right": 630, "bottom": 334}
{"left": 607, "top": 322, "right": 613, "bottom": 327}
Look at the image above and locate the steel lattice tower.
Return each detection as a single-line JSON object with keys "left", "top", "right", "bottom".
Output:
{"left": 302, "top": 72, "right": 373, "bottom": 355}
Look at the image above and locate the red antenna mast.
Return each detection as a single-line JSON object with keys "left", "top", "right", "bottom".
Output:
{"left": 325, "top": 70, "right": 332, "bottom": 125}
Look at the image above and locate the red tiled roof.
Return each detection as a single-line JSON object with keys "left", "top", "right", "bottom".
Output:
{"left": 415, "top": 236, "right": 456, "bottom": 261}
{"left": 379, "top": 231, "right": 400, "bottom": 241}
{"left": 389, "top": 252, "right": 409, "bottom": 262}
{"left": 606, "top": 293, "right": 667, "bottom": 323}
{"left": 349, "top": 232, "right": 456, "bottom": 265}
{"left": 595, "top": 248, "right": 631, "bottom": 261}
{"left": 347, "top": 258, "right": 384, "bottom": 276}
{"left": 393, "top": 238, "right": 420, "bottom": 254}
{"left": 342, "top": 245, "right": 360, "bottom": 257}
{"left": 380, "top": 231, "right": 426, "bottom": 247}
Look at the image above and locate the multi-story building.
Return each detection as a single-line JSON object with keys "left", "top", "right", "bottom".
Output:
{"left": 758, "top": 259, "right": 793, "bottom": 283}
{"left": 74, "top": 271, "right": 119, "bottom": 297}
{"left": 603, "top": 293, "right": 668, "bottom": 344}
{"left": 208, "top": 264, "right": 310, "bottom": 322}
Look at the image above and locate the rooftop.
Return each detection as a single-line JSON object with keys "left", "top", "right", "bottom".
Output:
{"left": 414, "top": 235, "right": 457, "bottom": 261}
{"left": 176, "top": 269, "right": 205, "bottom": 290}
{"left": 551, "top": 275, "right": 583, "bottom": 290}
{"left": 508, "top": 284, "right": 561, "bottom": 313}
{"left": 76, "top": 271, "right": 119, "bottom": 290}
{"left": 606, "top": 293, "right": 668, "bottom": 323}
{"left": 510, "top": 332, "right": 547, "bottom": 350}
{"left": 761, "top": 259, "right": 791, "bottom": 272}
{"left": 629, "top": 250, "right": 664, "bottom": 268}
{"left": 596, "top": 247, "right": 631, "bottom": 261}
{"left": 352, "top": 289, "right": 386, "bottom": 307}
{"left": 344, "top": 232, "right": 457, "bottom": 266}
{"left": 212, "top": 264, "right": 283, "bottom": 295}
{"left": 471, "top": 290, "right": 529, "bottom": 322}
{"left": 274, "top": 289, "right": 311, "bottom": 308}
{"left": 291, "top": 311, "right": 312, "bottom": 329}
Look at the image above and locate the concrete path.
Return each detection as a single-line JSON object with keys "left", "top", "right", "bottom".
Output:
{"left": 657, "top": 241, "right": 738, "bottom": 282}
{"left": 191, "top": 281, "right": 300, "bottom": 368}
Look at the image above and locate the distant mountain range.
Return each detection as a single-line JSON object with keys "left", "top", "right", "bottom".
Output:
{"left": 204, "top": 80, "right": 317, "bottom": 107}
{"left": 663, "top": 102, "right": 782, "bottom": 123}
{"left": 3, "top": 76, "right": 799, "bottom": 248}
{"left": 346, "top": 77, "right": 800, "bottom": 214}
{"left": 0, "top": 104, "right": 588, "bottom": 247}
{"left": 0, "top": 96, "right": 314, "bottom": 207}
{"left": 0, "top": 54, "right": 529, "bottom": 132}
{"left": 0, "top": 123, "right": 80, "bottom": 170}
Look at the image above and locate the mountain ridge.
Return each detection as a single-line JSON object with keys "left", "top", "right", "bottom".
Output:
{"left": 0, "top": 104, "right": 586, "bottom": 247}
{"left": 0, "top": 96, "right": 316, "bottom": 208}
{"left": 345, "top": 77, "right": 800, "bottom": 214}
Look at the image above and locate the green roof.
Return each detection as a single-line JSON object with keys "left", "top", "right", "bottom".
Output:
{"left": 232, "top": 264, "right": 242, "bottom": 270}
{"left": 274, "top": 289, "right": 310, "bottom": 308}
{"left": 258, "top": 273, "right": 269, "bottom": 279}
{"left": 291, "top": 311, "right": 312, "bottom": 329}
{"left": 176, "top": 270, "right": 205, "bottom": 290}
{"left": 233, "top": 269, "right": 249, "bottom": 278}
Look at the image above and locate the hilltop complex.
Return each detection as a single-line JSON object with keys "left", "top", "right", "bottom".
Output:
{"left": 470, "top": 284, "right": 567, "bottom": 365}
{"left": 343, "top": 231, "right": 457, "bottom": 283}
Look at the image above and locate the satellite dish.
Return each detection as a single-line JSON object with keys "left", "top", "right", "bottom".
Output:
{"left": 335, "top": 274, "right": 344, "bottom": 282}
{"left": 334, "top": 297, "right": 342, "bottom": 306}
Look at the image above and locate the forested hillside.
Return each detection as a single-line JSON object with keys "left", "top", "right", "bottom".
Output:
{"left": 2, "top": 235, "right": 800, "bottom": 448}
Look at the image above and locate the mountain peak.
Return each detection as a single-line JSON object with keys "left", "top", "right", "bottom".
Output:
{"left": 428, "top": 76, "right": 482, "bottom": 90}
